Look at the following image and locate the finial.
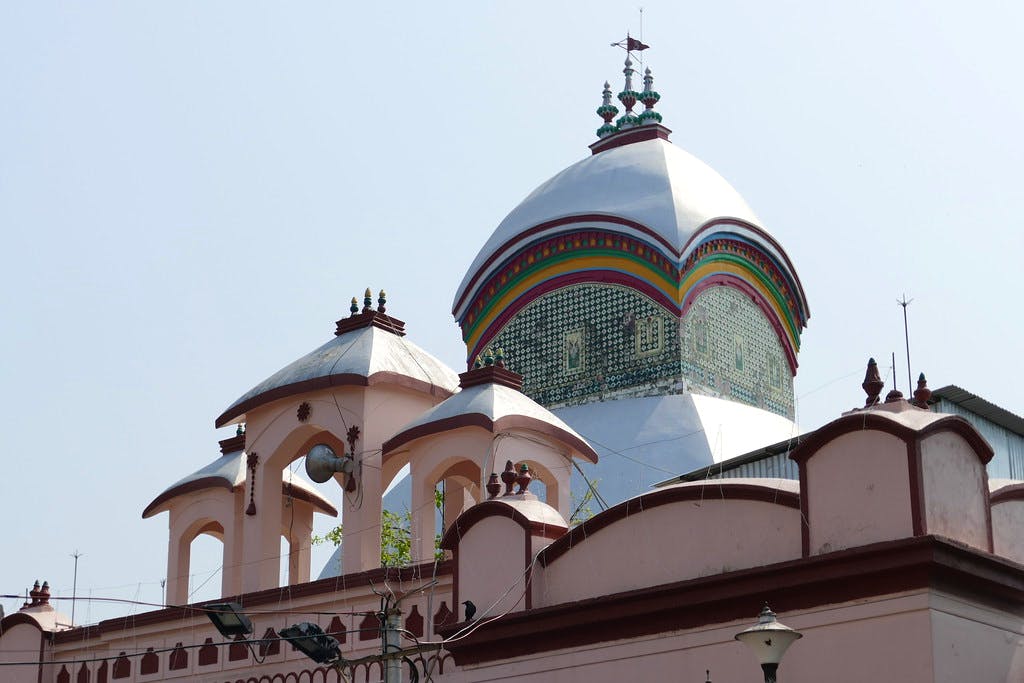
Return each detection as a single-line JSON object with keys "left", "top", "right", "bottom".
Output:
{"left": 913, "top": 372, "right": 932, "bottom": 408}
{"left": 884, "top": 388, "right": 905, "bottom": 403}
{"left": 483, "top": 348, "right": 495, "bottom": 366}
{"left": 377, "top": 289, "right": 387, "bottom": 314}
{"left": 638, "top": 66, "right": 662, "bottom": 126}
{"left": 500, "top": 460, "right": 517, "bottom": 496}
{"left": 515, "top": 462, "right": 533, "bottom": 494}
{"left": 596, "top": 81, "right": 619, "bottom": 138}
{"left": 473, "top": 355, "right": 483, "bottom": 369}
{"left": 362, "top": 288, "right": 373, "bottom": 314}
{"left": 617, "top": 56, "right": 640, "bottom": 130}
{"left": 350, "top": 297, "right": 359, "bottom": 316}
{"left": 862, "top": 357, "right": 884, "bottom": 407}
{"left": 236, "top": 424, "right": 244, "bottom": 437}
{"left": 486, "top": 472, "right": 501, "bottom": 499}
{"left": 494, "top": 348, "right": 506, "bottom": 368}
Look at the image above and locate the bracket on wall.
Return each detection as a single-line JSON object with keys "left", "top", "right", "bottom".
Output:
{"left": 345, "top": 426, "right": 360, "bottom": 493}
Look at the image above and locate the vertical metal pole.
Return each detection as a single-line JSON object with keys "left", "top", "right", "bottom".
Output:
{"left": 70, "top": 550, "right": 82, "bottom": 626}
{"left": 898, "top": 294, "right": 913, "bottom": 395}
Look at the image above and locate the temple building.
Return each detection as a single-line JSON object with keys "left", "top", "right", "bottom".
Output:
{"left": 2, "top": 49, "right": 1024, "bottom": 683}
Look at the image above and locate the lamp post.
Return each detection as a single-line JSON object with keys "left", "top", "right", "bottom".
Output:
{"left": 734, "top": 604, "right": 802, "bottom": 683}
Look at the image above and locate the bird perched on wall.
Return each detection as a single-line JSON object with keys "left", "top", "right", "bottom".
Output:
{"left": 462, "top": 600, "right": 476, "bottom": 621}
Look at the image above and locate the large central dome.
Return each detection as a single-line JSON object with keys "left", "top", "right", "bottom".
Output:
{"left": 454, "top": 136, "right": 763, "bottom": 313}
{"left": 452, "top": 61, "right": 809, "bottom": 450}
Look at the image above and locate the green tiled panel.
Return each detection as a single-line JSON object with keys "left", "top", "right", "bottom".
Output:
{"left": 490, "top": 283, "right": 794, "bottom": 418}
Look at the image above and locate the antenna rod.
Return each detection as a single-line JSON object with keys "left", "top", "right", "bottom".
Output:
{"left": 638, "top": 6, "right": 644, "bottom": 72}
{"left": 898, "top": 294, "right": 913, "bottom": 394}
{"left": 891, "top": 351, "right": 897, "bottom": 390}
{"left": 70, "top": 550, "right": 82, "bottom": 626}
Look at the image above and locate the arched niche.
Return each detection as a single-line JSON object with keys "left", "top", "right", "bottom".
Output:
{"left": 406, "top": 453, "right": 485, "bottom": 566}
{"left": 168, "top": 514, "right": 227, "bottom": 606}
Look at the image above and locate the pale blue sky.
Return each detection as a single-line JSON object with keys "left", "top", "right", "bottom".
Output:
{"left": 3, "top": 2, "right": 1022, "bottom": 622}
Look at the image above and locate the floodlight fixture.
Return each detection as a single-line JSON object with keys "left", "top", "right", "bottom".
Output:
{"left": 205, "top": 602, "right": 254, "bottom": 638}
{"left": 735, "top": 604, "right": 802, "bottom": 683}
{"left": 280, "top": 622, "right": 341, "bottom": 664}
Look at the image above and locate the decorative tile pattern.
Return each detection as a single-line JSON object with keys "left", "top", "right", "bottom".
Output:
{"left": 492, "top": 284, "right": 680, "bottom": 408}
{"left": 458, "top": 227, "right": 808, "bottom": 376}
{"left": 680, "top": 287, "right": 794, "bottom": 417}
{"left": 492, "top": 283, "right": 794, "bottom": 417}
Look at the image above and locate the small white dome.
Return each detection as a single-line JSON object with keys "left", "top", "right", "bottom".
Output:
{"left": 217, "top": 324, "right": 460, "bottom": 427}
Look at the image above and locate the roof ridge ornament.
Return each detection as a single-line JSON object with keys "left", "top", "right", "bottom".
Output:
{"left": 862, "top": 357, "right": 884, "bottom": 407}
{"left": 616, "top": 56, "right": 641, "bottom": 130}
{"left": 335, "top": 287, "right": 407, "bottom": 337}
{"left": 596, "top": 81, "right": 619, "bottom": 138}
{"left": 589, "top": 38, "right": 671, "bottom": 154}
{"left": 638, "top": 66, "right": 662, "bottom": 126}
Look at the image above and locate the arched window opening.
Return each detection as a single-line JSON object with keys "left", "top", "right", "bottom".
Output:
{"left": 187, "top": 523, "right": 224, "bottom": 604}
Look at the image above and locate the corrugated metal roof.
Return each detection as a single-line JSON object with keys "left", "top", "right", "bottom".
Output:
{"left": 653, "top": 434, "right": 806, "bottom": 487}
{"left": 931, "top": 385, "right": 1024, "bottom": 437}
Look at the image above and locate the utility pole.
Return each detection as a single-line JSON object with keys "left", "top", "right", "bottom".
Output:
{"left": 897, "top": 294, "right": 913, "bottom": 395}
{"left": 383, "top": 603, "right": 403, "bottom": 683}
{"left": 70, "top": 550, "right": 82, "bottom": 626}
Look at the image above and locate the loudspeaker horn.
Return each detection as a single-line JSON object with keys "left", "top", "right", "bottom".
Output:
{"left": 304, "top": 443, "right": 354, "bottom": 483}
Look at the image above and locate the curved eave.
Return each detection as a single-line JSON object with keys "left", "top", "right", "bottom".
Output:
{"left": 989, "top": 481, "right": 1024, "bottom": 504}
{"left": 283, "top": 481, "right": 338, "bottom": 517}
{"left": 215, "top": 371, "right": 455, "bottom": 428}
{"left": 0, "top": 611, "right": 44, "bottom": 633}
{"left": 539, "top": 481, "right": 800, "bottom": 567}
{"left": 142, "top": 476, "right": 236, "bottom": 518}
{"left": 454, "top": 216, "right": 809, "bottom": 360}
{"left": 439, "top": 499, "right": 567, "bottom": 551}
{"left": 790, "top": 412, "right": 995, "bottom": 466}
{"left": 382, "top": 413, "right": 599, "bottom": 464}
{"left": 683, "top": 218, "right": 810, "bottom": 321}
{"left": 143, "top": 478, "right": 337, "bottom": 519}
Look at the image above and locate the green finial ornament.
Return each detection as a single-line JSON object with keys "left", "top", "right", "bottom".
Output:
{"left": 495, "top": 348, "right": 506, "bottom": 367}
{"left": 350, "top": 297, "right": 359, "bottom": 315}
{"left": 616, "top": 56, "right": 641, "bottom": 130}
{"left": 377, "top": 289, "right": 387, "bottom": 313}
{"left": 473, "top": 355, "right": 483, "bottom": 369}
{"left": 638, "top": 66, "right": 663, "bottom": 125}
{"left": 483, "top": 348, "right": 495, "bottom": 366}
{"left": 596, "top": 81, "right": 619, "bottom": 138}
{"left": 362, "top": 288, "right": 373, "bottom": 314}
{"left": 236, "top": 423, "right": 244, "bottom": 436}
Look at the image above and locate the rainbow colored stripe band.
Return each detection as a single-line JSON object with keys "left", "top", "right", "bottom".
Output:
{"left": 459, "top": 228, "right": 809, "bottom": 373}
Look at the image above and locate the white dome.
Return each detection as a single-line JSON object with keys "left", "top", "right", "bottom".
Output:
{"left": 454, "top": 137, "right": 762, "bottom": 315}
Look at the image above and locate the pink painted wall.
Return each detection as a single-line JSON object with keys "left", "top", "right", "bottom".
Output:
{"left": 919, "top": 431, "right": 990, "bottom": 551}
{"left": 457, "top": 515, "right": 529, "bottom": 619}
{"left": 928, "top": 593, "right": 1024, "bottom": 683}
{"left": 0, "top": 622, "right": 43, "bottom": 683}
{"left": 459, "top": 594, "right": 941, "bottom": 683}
{"left": 539, "top": 497, "right": 801, "bottom": 605}
{"left": 991, "top": 500, "right": 1024, "bottom": 564}
{"left": 806, "top": 430, "right": 913, "bottom": 555}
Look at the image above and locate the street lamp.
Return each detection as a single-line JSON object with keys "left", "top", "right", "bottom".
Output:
{"left": 205, "top": 602, "right": 254, "bottom": 638}
{"left": 280, "top": 622, "right": 342, "bottom": 664}
{"left": 734, "top": 604, "right": 802, "bottom": 683}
